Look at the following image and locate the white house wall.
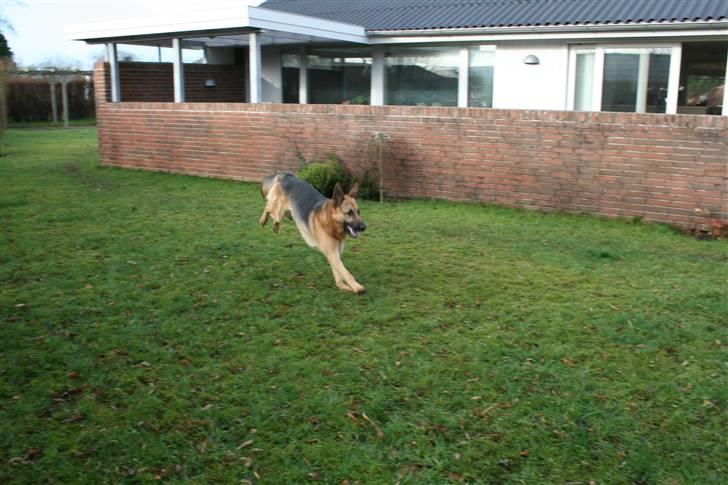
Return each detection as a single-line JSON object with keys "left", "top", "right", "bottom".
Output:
{"left": 492, "top": 42, "right": 570, "bottom": 110}
{"left": 261, "top": 46, "right": 282, "bottom": 103}
{"left": 205, "top": 47, "right": 236, "bottom": 65}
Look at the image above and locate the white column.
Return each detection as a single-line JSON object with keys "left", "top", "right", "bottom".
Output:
{"left": 666, "top": 45, "right": 682, "bottom": 114}
{"left": 106, "top": 43, "right": 120, "bottom": 102}
{"left": 298, "top": 47, "right": 308, "bottom": 104}
{"left": 458, "top": 47, "right": 469, "bottom": 108}
{"left": 635, "top": 52, "right": 650, "bottom": 113}
{"left": 370, "top": 46, "right": 385, "bottom": 106}
{"left": 172, "top": 38, "right": 185, "bottom": 103}
{"left": 248, "top": 32, "right": 262, "bottom": 103}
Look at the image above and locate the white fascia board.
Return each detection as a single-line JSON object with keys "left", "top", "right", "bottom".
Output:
{"left": 368, "top": 23, "right": 728, "bottom": 45}
{"left": 247, "top": 7, "right": 368, "bottom": 44}
{"left": 66, "top": 5, "right": 367, "bottom": 45}
{"left": 66, "top": 6, "right": 251, "bottom": 42}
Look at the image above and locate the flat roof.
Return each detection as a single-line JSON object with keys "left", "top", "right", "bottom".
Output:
{"left": 65, "top": 5, "right": 369, "bottom": 47}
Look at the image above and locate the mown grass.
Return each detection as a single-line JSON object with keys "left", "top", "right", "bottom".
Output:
{"left": 0, "top": 128, "right": 726, "bottom": 484}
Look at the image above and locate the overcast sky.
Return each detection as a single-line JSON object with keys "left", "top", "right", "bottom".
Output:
{"left": 2, "top": 0, "right": 263, "bottom": 69}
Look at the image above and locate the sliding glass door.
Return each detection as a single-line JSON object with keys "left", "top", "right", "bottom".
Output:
{"left": 569, "top": 44, "right": 680, "bottom": 114}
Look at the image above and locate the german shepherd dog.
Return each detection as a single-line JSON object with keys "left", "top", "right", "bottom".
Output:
{"left": 259, "top": 172, "right": 367, "bottom": 293}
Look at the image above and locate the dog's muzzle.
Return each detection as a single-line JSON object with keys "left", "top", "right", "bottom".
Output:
{"left": 345, "top": 222, "right": 366, "bottom": 238}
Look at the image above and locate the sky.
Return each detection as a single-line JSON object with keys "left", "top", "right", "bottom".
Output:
{"left": 1, "top": 0, "right": 263, "bottom": 69}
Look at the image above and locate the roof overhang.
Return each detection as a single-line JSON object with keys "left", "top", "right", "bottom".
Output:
{"left": 65, "top": 5, "right": 369, "bottom": 47}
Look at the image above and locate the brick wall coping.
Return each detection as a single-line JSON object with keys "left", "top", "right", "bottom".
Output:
{"left": 101, "top": 101, "right": 728, "bottom": 129}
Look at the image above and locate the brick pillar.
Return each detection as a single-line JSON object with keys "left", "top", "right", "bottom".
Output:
{"left": 93, "top": 62, "right": 109, "bottom": 105}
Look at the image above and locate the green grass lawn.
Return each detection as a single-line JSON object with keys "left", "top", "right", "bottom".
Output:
{"left": 1, "top": 128, "right": 726, "bottom": 484}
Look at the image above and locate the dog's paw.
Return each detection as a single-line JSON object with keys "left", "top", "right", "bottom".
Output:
{"left": 352, "top": 284, "right": 367, "bottom": 295}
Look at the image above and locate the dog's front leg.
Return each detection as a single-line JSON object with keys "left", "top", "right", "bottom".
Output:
{"left": 321, "top": 242, "right": 365, "bottom": 294}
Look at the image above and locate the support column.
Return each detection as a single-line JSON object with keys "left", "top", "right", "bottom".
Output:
{"left": 371, "top": 46, "right": 385, "bottom": 106}
{"left": 298, "top": 47, "right": 308, "bottom": 104}
{"left": 172, "top": 38, "right": 185, "bottom": 103}
{"left": 249, "top": 32, "right": 262, "bottom": 103}
{"left": 49, "top": 80, "right": 58, "bottom": 122}
{"left": 458, "top": 47, "right": 469, "bottom": 108}
{"left": 106, "top": 43, "right": 120, "bottom": 102}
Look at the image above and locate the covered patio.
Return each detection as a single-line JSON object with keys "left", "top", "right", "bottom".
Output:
{"left": 66, "top": 4, "right": 368, "bottom": 104}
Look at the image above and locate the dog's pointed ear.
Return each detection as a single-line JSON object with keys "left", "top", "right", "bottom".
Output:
{"left": 332, "top": 183, "right": 344, "bottom": 206}
{"left": 348, "top": 182, "right": 359, "bottom": 198}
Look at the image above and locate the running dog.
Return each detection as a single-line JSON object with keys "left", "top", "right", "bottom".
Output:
{"left": 259, "top": 172, "right": 367, "bottom": 293}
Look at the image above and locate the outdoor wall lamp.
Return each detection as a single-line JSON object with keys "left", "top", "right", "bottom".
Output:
{"left": 523, "top": 54, "right": 540, "bottom": 65}
{"left": 204, "top": 79, "right": 217, "bottom": 88}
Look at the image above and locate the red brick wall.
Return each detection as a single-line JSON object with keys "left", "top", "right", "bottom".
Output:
{"left": 93, "top": 63, "right": 727, "bottom": 227}
{"left": 111, "top": 62, "right": 245, "bottom": 102}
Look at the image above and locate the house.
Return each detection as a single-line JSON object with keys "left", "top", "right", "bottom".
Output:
{"left": 67, "top": 0, "right": 728, "bottom": 115}
{"left": 64, "top": 1, "right": 727, "bottom": 229}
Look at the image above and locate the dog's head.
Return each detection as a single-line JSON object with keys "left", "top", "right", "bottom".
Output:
{"left": 332, "top": 182, "right": 366, "bottom": 238}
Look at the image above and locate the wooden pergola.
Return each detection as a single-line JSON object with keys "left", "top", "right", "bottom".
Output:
{"left": 10, "top": 69, "right": 92, "bottom": 127}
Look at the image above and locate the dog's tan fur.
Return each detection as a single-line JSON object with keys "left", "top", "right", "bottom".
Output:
{"left": 260, "top": 174, "right": 366, "bottom": 293}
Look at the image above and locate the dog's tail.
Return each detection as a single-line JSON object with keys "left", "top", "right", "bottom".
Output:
{"left": 260, "top": 173, "right": 277, "bottom": 198}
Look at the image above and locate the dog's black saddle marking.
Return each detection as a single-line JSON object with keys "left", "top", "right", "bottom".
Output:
{"left": 279, "top": 172, "right": 326, "bottom": 228}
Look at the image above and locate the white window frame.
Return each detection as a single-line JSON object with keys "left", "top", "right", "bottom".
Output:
{"left": 568, "top": 43, "right": 682, "bottom": 114}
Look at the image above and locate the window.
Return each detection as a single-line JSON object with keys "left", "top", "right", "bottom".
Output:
{"left": 308, "top": 51, "right": 371, "bottom": 105}
{"left": 386, "top": 47, "right": 460, "bottom": 106}
{"left": 602, "top": 48, "right": 671, "bottom": 113}
{"left": 281, "top": 49, "right": 371, "bottom": 105}
{"left": 468, "top": 46, "right": 495, "bottom": 108}
{"left": 678, "top": 42, "right": 727, "bottom": 115}
{"left": 570, "top": 45, "right": 679, "bottom": 114}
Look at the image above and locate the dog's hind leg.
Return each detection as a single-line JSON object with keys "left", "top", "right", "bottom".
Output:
{"left": 259, "top": 207, "right": 270, "bottom": 226}
{"left": 260, "top": 183, "right": 287, "bottom": 233}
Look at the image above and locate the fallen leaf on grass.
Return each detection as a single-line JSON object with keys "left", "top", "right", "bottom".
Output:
{"left": 362, "top": 412, "right": 384, "bottom": 438}
{"left": 237, "top": 440, "right": 254, "bottom": 449}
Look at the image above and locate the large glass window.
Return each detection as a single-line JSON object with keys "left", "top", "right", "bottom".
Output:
{"left": 386, "top": 47, "right": 459, "bottom": 106}
{"left": 601, "top": 48, "right": 671, "bottom": 113}
{"left": 468, "top": 46, "right": 495, "bottom": 107}
{"left": 308, "top": 51, "right": 371, "bottom": 104}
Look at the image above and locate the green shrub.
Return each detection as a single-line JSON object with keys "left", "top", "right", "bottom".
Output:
{"left": 356, "top": 169, "right": 380, "bottom": 201}
{"left": 297, "top": 155, "right": 351, "bottom": 197}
